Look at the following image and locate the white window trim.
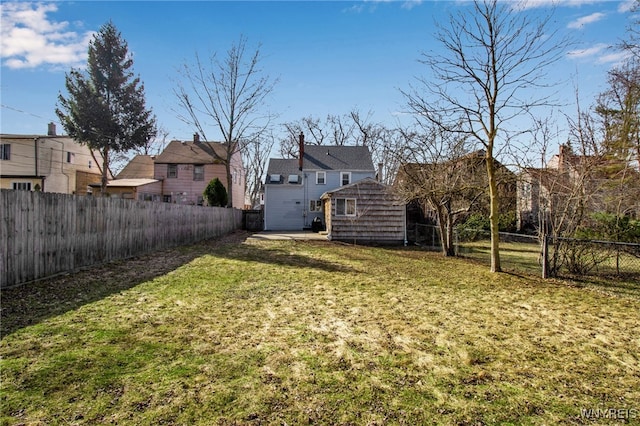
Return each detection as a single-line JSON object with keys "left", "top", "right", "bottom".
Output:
{"left": 341, "top": 172, "right": 351, "bottom": 186}
{"left": 309, "top": 199, "right": 322, "bottom": 212}
{"left": 12, "top": 181, "right": 32, "bottom": 191}
{"left": 336, "top": 198, "right": 356, "bottom": 216}
{"left": 316, "top": 171, "right": 326, "bottom": 185}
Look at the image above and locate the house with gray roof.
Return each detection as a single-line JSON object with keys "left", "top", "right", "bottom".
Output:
{"left": 263, "top": 134, "right": 376, "bottom": 231}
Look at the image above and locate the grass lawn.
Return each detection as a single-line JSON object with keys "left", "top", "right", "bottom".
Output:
{"left": 1, "top": 232, "right": 639, "bottom": 425}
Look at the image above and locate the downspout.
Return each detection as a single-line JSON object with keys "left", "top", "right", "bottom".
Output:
{"left": 34, "top": 138, "right": 38, "bottom": 177}
{"left": 34, "top": 137, "right": 40, "bottom": 190}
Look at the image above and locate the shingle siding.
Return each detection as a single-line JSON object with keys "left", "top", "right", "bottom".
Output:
{"left": 322, "top": 178, "right": 406, "bottom": 244}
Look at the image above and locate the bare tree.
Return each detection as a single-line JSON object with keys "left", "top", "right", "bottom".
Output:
{"left": 244, "top": 133, "right": 275, "bottom": 208}
{"left": 620, "top": 0, "right": 640, "bottom": 59}
{"left": 401, "top": 0, "right": 567, "bottom": 272}
{"left": 395, "top": 120, "right": 486, "bottom": 256}
{"left": 595, "top": 58, "right": 640, "bottom": 167}
{"left": 174, "top": 35, "right": 277, "bottom": 207}
{"left": 279, "top": 109, "right": 402, "bottom": 184}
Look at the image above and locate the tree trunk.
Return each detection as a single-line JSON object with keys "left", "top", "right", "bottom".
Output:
{"left": 101, "top": 145, "right": 110, "bottom": 196}
{"left": 226, "top": 164, "right": 233, "bottom": 208}
{"left": 435, "top": 203, "right": 455, "bottom": 257}
{"left": 445, "top": 215, "right": 456, "bottom": 257}
{"left": 486, "top": 153, "right": 502, "bottom": 272}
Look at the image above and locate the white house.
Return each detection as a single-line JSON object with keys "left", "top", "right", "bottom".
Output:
{"left": 263, "top": 134, "right": 376, "bottom": 231}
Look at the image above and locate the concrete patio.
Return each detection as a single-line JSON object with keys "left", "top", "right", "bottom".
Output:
{"left": 246, "top": 231, "right": 328, "bottom": 241}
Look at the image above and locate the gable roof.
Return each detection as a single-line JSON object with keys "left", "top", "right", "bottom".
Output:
{"left": 302, "top": 145, "right": 374, "bottom": 171}
{"left": 320, "top": 177, "right": 392, "bottom": 199}
{"left": 117, "top": 155, "right": 155, "bottom": 179}
{"left": 154, "top": 140, "right": 229, "bottom": 164}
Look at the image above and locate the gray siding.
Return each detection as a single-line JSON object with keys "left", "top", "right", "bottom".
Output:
{"left": 264, "top": 184, "right": 305, "bottom": 230}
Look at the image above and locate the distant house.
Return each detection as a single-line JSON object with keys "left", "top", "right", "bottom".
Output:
{"left": 88, "top": 154, "right": 163, "bottom": 201}
{"left": 116, "top": 154, "right": 156, "bottom": 179}
{"left": 517, "top": 144, "right": 640, "bottom": 232}
{"left": 263, "top": 135, "right": 376, "bottom": 230}
{"left": 88, "top": 178, "right": 163, "bottom": 201}
{"left": 396, "top": 150, "right": 517, "bottom": 231}
{"left": 152, "top": 135, "right": 245, "bottom": 208}
{"left": 321, "top": 177, "right": 406, "bottom": 244}
{"left": 0, "top": 123, "right": 106, "bottom": 194}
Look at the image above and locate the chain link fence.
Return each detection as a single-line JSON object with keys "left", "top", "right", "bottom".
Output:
{"left": 412, "top": 224, "right": 640, "bottom": 282}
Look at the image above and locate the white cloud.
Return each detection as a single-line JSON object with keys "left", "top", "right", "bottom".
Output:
{"left": 596, "top": 50, "right": 632, "bottom": 65}
{"left": 567, "top": 43, "right": 608, "bottom": 59}
{"left": 618, "top": 0, "right": 636, "bottom": 13}
{"left": 513, "top": 0, "right": 601, "bottom": 11}
{"left": 0, "top": 2, "right": 93, "bottom": 70}
{"left": 567, "top": 42, "right": 631, "bottom": 66}
{"left": 567, "top": 12, "right": 606, "bottom": 29}
{"left": 401, "top": 0, "right": 423, "bottom": 10}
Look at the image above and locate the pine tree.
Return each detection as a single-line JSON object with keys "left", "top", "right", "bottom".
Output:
{"left": 203, "top": 178, "right": 228, "bottom": 207}
{"left": 56, "top": 21, "right": 157, "bottom": 194}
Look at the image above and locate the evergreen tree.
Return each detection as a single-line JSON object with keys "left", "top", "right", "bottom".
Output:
{"left": 203, "top": 178, "right": 228, "bottom": 207}
{"left": 56, "top": 21, "right": 157, "bottom": 194}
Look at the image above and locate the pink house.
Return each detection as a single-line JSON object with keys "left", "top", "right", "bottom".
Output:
{"left": 153, "top": 135, "right": 245, "bottom": 208}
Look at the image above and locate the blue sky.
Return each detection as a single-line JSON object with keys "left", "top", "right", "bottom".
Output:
{"left": 1, "top": 0, "right": 637, "bottom": 145}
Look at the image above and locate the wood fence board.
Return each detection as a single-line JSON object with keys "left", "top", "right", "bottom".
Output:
{"left": 0, "top": 190, "right": 242, "bottom": 288}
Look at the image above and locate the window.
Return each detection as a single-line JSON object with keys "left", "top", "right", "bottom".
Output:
{"left": 341, "top": 172, "right": 351, "bottom": 186}
{"left": 0, "top": 144, "right": 10, "bottom": 160}
{"left": 196, "top": 196, "right": 204, "bottom": 206}
{"left": 288, "top": 174, "right": 299, "bottom": 184}
{"left": 309, "top": 199, "right": 322, "bottom": 212}
{"left": 316, "top": 171, "right": 326, "bottom": 185}
{"left": 336, "top": 198, "right": 356, "bottom": 216}
{"left": 12, "top": 182, "right": 31, "bottom": 191}
{"left": 193, "top": 165, "right": 204, "bottom": 181}
{"left": 168, "top": 164, "right": 178, "bottom": 178}
{"left": 163, "top": 195, "right": 172, "bottom": 203}
{"left": 66, "top": 152, "right": 74, "bottom": 163}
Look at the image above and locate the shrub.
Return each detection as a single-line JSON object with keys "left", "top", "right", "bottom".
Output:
{"left": 203, "top": 178, "right": 228, "bottom": 207}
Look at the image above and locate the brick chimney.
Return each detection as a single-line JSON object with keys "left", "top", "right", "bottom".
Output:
{"left": 298, "top": 132, "right": 304, "bottom": 171}
{"left": 47, "top": 122, "right": 56, "bottom": 136}
{"left": 193, "top": 133, "right": 200, "bottom": 143}
{"left": 377, "top": 163, "right": 383, "bottom": 182}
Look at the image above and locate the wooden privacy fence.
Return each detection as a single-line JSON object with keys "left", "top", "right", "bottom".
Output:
{"left": 0, "top": 190, "right": 242, "bottom": 288}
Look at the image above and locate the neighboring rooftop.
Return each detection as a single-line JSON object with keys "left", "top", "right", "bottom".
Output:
{"left": 154, "top": 140, "right": 228, "bottom": 164}
{"left": 302, "top": 145, "right": 374, "bottom": 171}
{"left": 89, "top": 178, "right": 159, "bottom": 188}
{"left": 266, "top": 159, "right": 301, "bottom": 185}
{"left": 116, "top": 155, "right": 155, "bottom": 179}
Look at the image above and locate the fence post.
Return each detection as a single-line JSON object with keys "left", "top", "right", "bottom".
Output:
{"left": 541, "top": 234, "right": 549, "bottom": 279}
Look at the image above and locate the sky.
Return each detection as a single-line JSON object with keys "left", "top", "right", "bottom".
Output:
{"left": 0, "top": 0, "right": 637, "bottom": 150}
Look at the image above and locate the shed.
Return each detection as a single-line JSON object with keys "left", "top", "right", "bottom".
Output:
{"left": 321, "top": 177, "right": 406, "bottom": 245}
{"left": 89, "top": 178, "right": 162, "bottom": 201}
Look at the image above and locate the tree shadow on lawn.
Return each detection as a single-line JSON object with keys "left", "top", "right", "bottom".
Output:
{"left": 0, "top": 231, "right": 356, "bottom": 337}
{"left": 1, "top": 244, "right": 213, "bottom": 338}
